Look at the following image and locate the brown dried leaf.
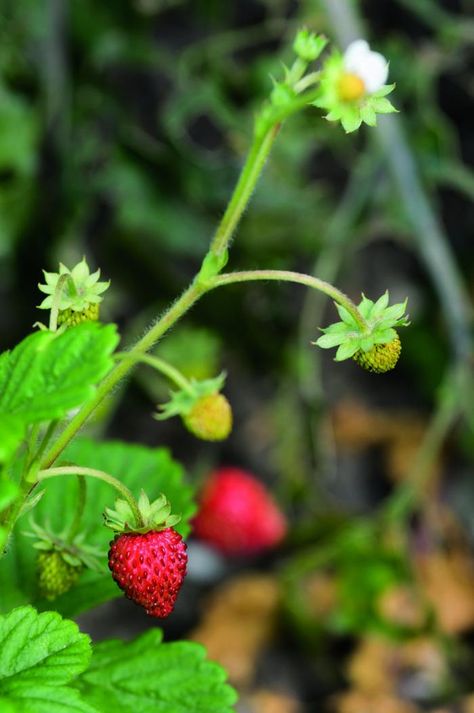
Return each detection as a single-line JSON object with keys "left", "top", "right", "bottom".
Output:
{"left": 347, "top": 636, "right": 445, "bottom": 695}
{"left": 304, "top": 572, "right": 338, "bottom": 619}
{"left": 332, "top": 690, "right": 420, "bottom": 713}
{"left": 190, "top": 574, "right": 280, "bottom": 687}
{"left": 377, "top": 585, "right": 426, "bottom": 629}
{"left": 415, "top": 550, "right": 474, "bottom": 634}
{"left": 246, "top": 689, "right": 301, "bottom": 713}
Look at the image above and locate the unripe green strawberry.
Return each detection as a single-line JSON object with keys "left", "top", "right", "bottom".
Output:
{"left": 353, "top": 335, "right": 401, "bottom": 373}
{"left": 37, "top": 550, "right": 82, "bottom": 600}
{"left": 57, "top": 303, "right": 100, "bottom": 327}
{"left": 183, "top": 393, "right": 232, "bottom": 441}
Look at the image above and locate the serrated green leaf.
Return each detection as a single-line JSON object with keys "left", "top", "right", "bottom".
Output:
{"left": 0, "top": 324, "right": 119, "bottom": 424}
{"left": 76, "top": 629, "right": 237, "bottom": 713}
{"left": 0, "top": 416, "right": 25, "bottom": 463}
{"left": 9, "top": 684, "right": 98, "bottom": 713}
{"left": 0, "top": 440, "right": 195, "bottom": 617}
{"left": 0, "top": 606, "right": 91, "bottom": 687}
{"left": 313, "top": 332, "right": 347, "bottom": 349}
{"left": 0, "top": 696, "right": 22, "bottom": 713}
{"left": 334, "top": 341, "right": 359, "bottom": 361}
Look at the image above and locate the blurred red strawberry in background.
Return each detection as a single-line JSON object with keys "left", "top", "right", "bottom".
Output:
{"left": 192, "top": 467, "right": 287, "bottom": 556}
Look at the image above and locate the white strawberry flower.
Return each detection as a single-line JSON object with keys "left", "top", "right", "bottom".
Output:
{"left": 312, "top": 38, "right": 397, "bottom": 133}
{"left": 343, "top": 40, "right": 389, "bottom": 95}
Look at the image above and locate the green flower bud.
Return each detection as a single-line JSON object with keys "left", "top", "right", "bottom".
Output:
{"left": 293, "top": 29, "right": 328, "bottom": 62}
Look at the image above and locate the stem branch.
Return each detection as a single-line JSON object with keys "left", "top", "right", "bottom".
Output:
{"left": 211, "top": 269, "right": 368, "bottom": 330}
{"left": 115, "top": 352, "right": 191, "bottom": 392}
{"left": 37, "top": 466, "right": 143, "bottom": 526}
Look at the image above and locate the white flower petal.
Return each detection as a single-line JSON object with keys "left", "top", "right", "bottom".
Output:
{"left": 358, "top": 52, "right": 389, "bottom": 93}
{"left": 343, "top": 40, "right": 370, "bottom": 67}
{"left": 343, "top": 39, "right": 389, "bottom": 95}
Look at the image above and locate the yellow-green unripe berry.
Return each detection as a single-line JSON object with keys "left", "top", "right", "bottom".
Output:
{"left": 183, "top": 393, "right": 232, "bottom": 441}
{"left": 353, "top": 335, "right": 401, "bottom": 373}
{"left": 57, "top": 303, "right": 100, "bottom": 327}
{"left": 37, "top": 551, "right": 82, "bottom": 600}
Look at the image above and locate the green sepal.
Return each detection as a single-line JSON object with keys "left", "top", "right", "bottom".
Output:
{"left": 156, "top": 373, "right": 226, "bottom": 420}
{"left": 293, "top": 28, "right": 328, "bottom": 62}
{"left": 38, "top": 257, "right": 110, "bottom": 312}
{"left": 25, "top": 520, "right": 105, "bottom": 573}
{"left": 314, "top": 292, "right": 409, "bottom": 362}
{"left": 103, "top": 490, "right": 181, "bottom": 535}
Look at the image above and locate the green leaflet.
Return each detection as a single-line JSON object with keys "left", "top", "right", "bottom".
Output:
{"left": 0, "top": 416, "right": 25, "bottom": 463}
{"left": 0, "top": 440, "right": 195, "bottom": 617}
{"left": 0, "top": 606, "right": 96, "bottom": 713}
{"left": 0, "top": 323, "right": 119, "bottom": 425}
{"left": 75, "top": 629, "right": 238, "bottom": 713}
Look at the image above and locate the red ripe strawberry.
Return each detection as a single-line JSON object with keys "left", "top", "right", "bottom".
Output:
{"left": 108, "top": 528, "right": 187, "bottom": 618}
{"left": 104, "top": 491, "right": 187, "bottom": 618}
{"left": 192, "top": 467, "right": 287, "bottom": 556}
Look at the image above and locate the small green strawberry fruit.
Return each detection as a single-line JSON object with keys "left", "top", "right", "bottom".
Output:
{"left": 156, "top": 373, "right": 233, "bottom": 441}
{"left": 26, "top": 520, "right": 105, "bottom": 600}
{"left": 57, "top": 303, "right": 100, "bottom": 327}
{"left": 37, "top": 550, "right": 82, "bottom": 600}
{"left": 314, "top": 292, "right": 409, "bottom": 374}
{"left": 183, "top": 393, "right": 232, "bottom": 441}
{"left": 353, "top": 334, "right": 401, "bottom": 373}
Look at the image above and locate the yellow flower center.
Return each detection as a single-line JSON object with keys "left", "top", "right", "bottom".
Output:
{"left": 338, "top": 72, "right": 366, "bottom": 101}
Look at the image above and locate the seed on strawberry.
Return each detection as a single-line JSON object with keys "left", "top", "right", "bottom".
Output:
{"left": 108, "top": 529, "right": 187, "bottom": 618}
{"left": 183, "top": 393, "right": 232, "bottom": 441}
{"left": 192, "top": 467, "right": 288, "bottom": 556}
{"left": 37, "top": 550, "right": 82, "bottom": 600}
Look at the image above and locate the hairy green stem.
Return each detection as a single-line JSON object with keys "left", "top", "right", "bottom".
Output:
{"left": 115, "top": 352, "right": 191, "bottom": 392}
{"left": 209, "top": 124, "right": 280, "bottom": 258}
{"left": 40, "top": 281, "right": 205, "bottom": 469}
{"left": 37, "top": 466, "right": 143, "bottom": 527}
{"left": 211, "top": 270, "right": 369, "bottom": 331}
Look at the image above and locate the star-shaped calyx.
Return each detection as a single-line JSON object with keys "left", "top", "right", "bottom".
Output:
{"left": 314, "top": 292, "right": 409, "bottom": 373}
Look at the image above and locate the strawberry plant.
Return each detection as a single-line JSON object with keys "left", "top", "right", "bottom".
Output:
{"left": 0, "top": 28, "right": 410, "bottom": 712}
